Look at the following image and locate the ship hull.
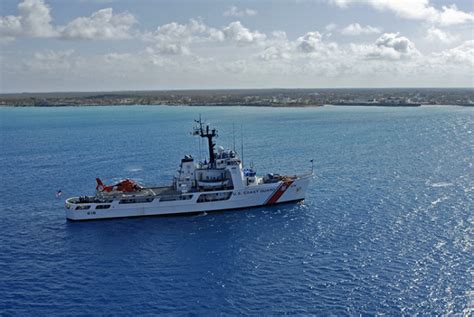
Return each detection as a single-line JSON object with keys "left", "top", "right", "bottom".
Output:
{"left": 65, "top": 176, "right": 311, "bottom": 221}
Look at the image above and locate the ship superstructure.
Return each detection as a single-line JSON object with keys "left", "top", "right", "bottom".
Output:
{"left": 65, "top": 118, "right": 312, "bottom": 221}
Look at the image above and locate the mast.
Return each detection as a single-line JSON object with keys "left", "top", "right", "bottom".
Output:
{"left": 193, "top": 116, "right": 218, "bottom": 165}
{"left": 241, "top": 124, "right": 244, "bottom": 167}
{"left": 232, "top": 122, "right": 236, "bottom": 151}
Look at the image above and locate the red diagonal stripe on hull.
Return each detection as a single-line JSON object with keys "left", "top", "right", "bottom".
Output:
{"left": 266, "top": 180, "right": 294, "bottom": 205}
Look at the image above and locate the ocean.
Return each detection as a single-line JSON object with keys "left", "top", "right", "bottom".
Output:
{"left": 0, "top": 105, "right": 472, "bottom": 315}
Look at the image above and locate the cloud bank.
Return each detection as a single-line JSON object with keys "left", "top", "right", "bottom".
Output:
{"left": 1, "top": 0, "right": 473, "bottom": 91}
{"left": 329, "top": 0, "right": 474, "bottom": 26}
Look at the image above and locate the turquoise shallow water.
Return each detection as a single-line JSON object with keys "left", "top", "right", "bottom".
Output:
{"left": 0, "top": 105, "right": 473, "bottom": 315}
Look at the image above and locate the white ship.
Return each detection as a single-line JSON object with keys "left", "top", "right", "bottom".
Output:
{"left": 65, "top": 118, "right": 312, "bottom": 221}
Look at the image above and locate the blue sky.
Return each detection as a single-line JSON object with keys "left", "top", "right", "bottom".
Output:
{"left": 1, "top": 0, "right": 473, "bottom": 92}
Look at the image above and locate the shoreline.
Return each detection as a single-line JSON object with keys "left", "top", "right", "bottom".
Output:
{"left": 0, "top": 103, "right": 472, "bottom": 108}
{"left": 0, "top": 89, "right": 474, "bottom": 108}
{"left": 1, "top": 88, "right": 472, "bottom": 108}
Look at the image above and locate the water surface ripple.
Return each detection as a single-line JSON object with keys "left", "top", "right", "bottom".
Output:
{"left": 0, "top": 106, "right": 472, "bottom": 315}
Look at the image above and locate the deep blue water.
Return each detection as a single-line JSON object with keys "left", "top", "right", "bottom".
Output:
{"left": 0, "top": 105, "right": 472, "bottom": 315}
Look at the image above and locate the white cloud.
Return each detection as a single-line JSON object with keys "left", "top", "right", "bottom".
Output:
{"left": 352, "top": 33, "right": 420, "bottom": 60}
{"left": 222, "top": 21, "right": 266, "bottom": 44}
{"left": 60, "top": 8, "right": 136, "bottom": 40}
{"left": 17, "top": 0, "right": 56, "bottom": 36}
{"left": 294, "top": 31, "right": 338, "bottom": 56}
{"left": 0, "top": 0, "right": 56, "bottom": 39}
{"left": 144, "top": 19, "right": 221, "bottom": 55}
{"left": 146, "top": 20, "right": 200, "bottom": 55}
{"left": 296, "top": 31, "right": 323, "bottom": 53}
{"left": 426, "top": 27, "right": 458, "bottom": 44}
{"left": 143, "top": 20, "right": 266, "bottom": 56}
{"left": 259, "top": 31, "right": 292, "bottom": 61}
{"left": 223, "top": 6, "right": 257, "bottom": 17}
{"left": 376, "top": 33, "right": 416, "bottom": 53}
{"left": 0, "top": 0, "right": 138, "bottom": 41}
{"left": 0, "top": 16, "right": 22, "bottom": 41}
{"left": 432, "top": 40, "right": 474, "bottom": 66}
{"left": 259, "top": 46, "right": 291, "bottom": 61}
{"left": 155, "top": 43, "right": 190, "bottom": 55}
{"left": 329, "top": 0, "right": 474, "bottom": 26}
{"left": 436, "top": 4, "right": 474, "bottom": 26}
{"left": 341, "top": 23, "right": 381, "bottom": 36}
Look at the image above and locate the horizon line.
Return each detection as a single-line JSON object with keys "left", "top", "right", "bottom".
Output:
{"left": 2, "top": 86, "right": 473, "bottom": 95}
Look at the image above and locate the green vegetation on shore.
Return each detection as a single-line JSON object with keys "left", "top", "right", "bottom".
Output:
{"left": 1, "top": 88, "right": 473, "bottom": 107}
